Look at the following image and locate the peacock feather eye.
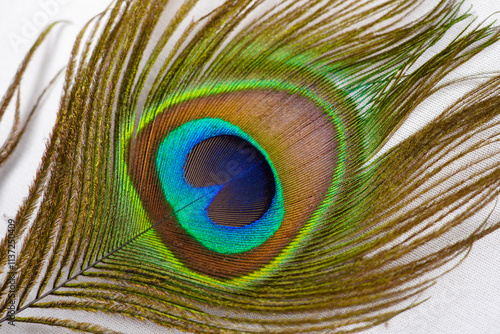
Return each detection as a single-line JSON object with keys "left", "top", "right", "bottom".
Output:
{"left": 3, "top": 0, "right": 500, "bottom": 332}
{"left": 127, "top": 87, "right": 351, "bottom": 278}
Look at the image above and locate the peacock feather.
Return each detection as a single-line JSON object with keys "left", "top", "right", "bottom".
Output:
{"left": 1, "top": 0, "right": 500, "bottom": 332}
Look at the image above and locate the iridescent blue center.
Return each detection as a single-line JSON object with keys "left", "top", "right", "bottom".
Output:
{"left": 155, "top": 118, "right": 284, "bottom": 254}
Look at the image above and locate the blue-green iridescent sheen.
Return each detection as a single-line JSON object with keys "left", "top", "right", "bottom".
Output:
{"left": 155, "top": 118, "right": 284, "bottom": 254}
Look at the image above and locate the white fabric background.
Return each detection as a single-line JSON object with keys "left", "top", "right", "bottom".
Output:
{"left": 0, "top": 0, "right": 499, "bottom": 333}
